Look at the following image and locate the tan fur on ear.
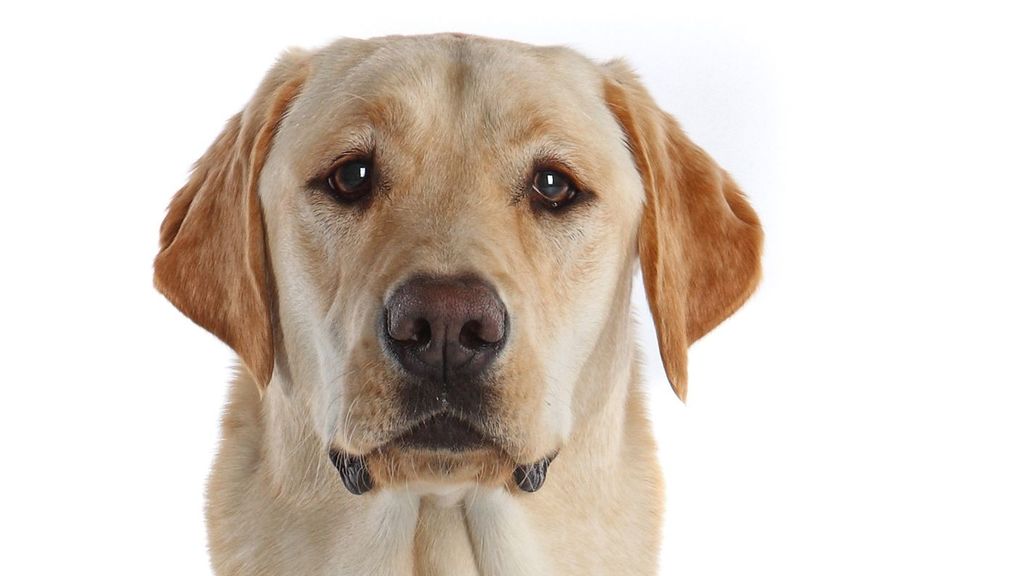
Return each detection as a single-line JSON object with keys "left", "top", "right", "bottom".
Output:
{"left": 604, "top": 61, "right": 763, "bottom": 402}
{"left": 154, "top": 50, "right": 310, "bottom": 390}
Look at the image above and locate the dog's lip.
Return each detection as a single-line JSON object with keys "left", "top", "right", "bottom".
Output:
{"left": 513, "top": 452, "right": 557, "bottom": 493}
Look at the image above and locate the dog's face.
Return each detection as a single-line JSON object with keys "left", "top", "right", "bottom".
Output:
{"left": 261, "top": 39, "right": 645, "bottom": 487}
{"left": 155, "top": 35, "right": 762, "bottom": 493}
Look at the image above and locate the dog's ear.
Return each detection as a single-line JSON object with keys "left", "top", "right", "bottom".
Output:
{"left": 603, "top": 61, "right": 763, "bottom": 402}
{"left": 154, "top": 50, "right": 310, "bottom": 391}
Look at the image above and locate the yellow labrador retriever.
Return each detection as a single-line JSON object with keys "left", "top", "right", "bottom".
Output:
{"left": 155, "top": 34, "right": 762, "bottom": 575}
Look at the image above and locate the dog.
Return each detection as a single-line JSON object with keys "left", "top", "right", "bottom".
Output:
{"left": 154, "top": 33, "right": 762, "bottom": 576}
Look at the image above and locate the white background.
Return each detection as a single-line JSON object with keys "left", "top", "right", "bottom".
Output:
{"left": 1, "top": 1, "right": 1022, "bottom": 574}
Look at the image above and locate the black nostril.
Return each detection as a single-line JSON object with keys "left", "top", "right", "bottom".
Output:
{"left": 460, "top": 320, "right": 485, "bottom": 349}
{"left": 386, "top": 310, "right": 433, "bottom": 346}
{"left": 410, "top": 318, "right": 431, "bottom": 345}
{"left": 459, "top": 317, "right": 504, "bottom": 349}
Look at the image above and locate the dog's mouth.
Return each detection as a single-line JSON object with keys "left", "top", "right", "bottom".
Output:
{"left": 393, "top": 413, "right": 491, "bottom": 452}
{"left": 329, "top": 414, "right": 555, "bottom": 496}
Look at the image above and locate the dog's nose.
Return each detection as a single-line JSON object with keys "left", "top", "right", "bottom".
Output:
{"left": 383, "top": 275, "right": 507, "bottom": 381}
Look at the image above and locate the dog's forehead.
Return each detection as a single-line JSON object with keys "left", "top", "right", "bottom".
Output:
{"left": 281, "top": 35, "right": 625, "bottom": 177}
{"left": 308, "top": 35, "right": 605, "bottom": 121}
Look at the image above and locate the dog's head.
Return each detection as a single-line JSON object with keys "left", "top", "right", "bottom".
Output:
{"left": 154, "top": 35, "right": 761, "bottom": 494}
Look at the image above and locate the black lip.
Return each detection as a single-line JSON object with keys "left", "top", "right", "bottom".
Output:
{"left": 513, "top": 454, "right": 554, "bottom": 493}
{"left": 393, "top": 413, "right": 490, "bottom": 452}
{"left": 328, "top": 451, "right": 374, "bottom": 495}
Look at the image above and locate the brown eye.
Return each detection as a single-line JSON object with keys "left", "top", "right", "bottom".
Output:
{"left": 532, "top": 169, "right": 577, "bottom": 208}
{"left": 327, "top": 159, "right": 373, "bottom": 202}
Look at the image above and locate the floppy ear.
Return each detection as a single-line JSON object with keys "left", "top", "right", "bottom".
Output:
{"left": 603, "top": 61, "right": 764, "bottom": 402}
{"left": 154, "top": 50, "right": 310, "bottom": 391}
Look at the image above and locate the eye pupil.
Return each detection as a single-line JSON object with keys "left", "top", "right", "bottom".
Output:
{"left": 532, "top": 169, "right": 576, "bottom": 208}
{"left": 341, "top": 163, "right": 368, "bottom": 185}
{"left": 328, "top": 159, "right": 373, "bottom": 201}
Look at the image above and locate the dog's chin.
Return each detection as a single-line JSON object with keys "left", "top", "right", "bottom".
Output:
{"left": 367, "top": 414, "right": 517, "bottom": 488}
{"left": 366, "top": 445, "right": 517, "bottom": 489}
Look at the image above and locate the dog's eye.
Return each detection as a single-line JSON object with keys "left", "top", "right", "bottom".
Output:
{"left": 327, "top": 159, "right": 373, "bottom": 202}
{"left": 532, "top": 170, "right": 577, "bottom": 208}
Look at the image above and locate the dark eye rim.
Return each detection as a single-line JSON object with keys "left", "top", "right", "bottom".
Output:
{"left": 529, "top": 165, "right": 585, "bottom": 211}
{"left": 322, "top": 155, "right": 375, "bottom": 204}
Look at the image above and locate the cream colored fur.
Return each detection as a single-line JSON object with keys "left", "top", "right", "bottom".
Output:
{"left": 155, "top": 33, "right": 762, "bottom": 576}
